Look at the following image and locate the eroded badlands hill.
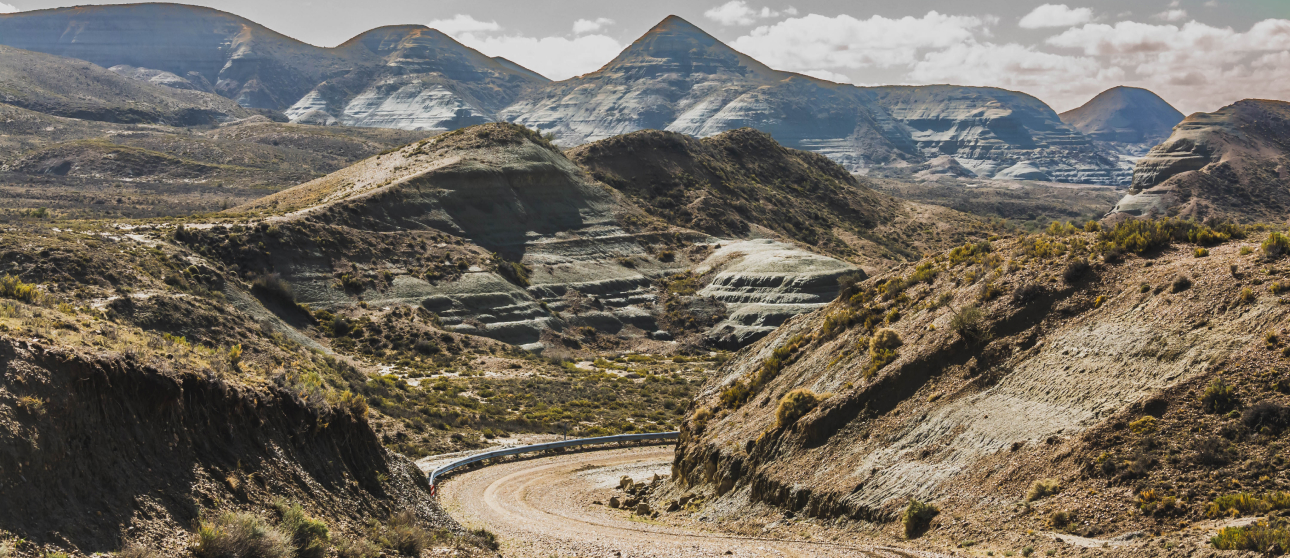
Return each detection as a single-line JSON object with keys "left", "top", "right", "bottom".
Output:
{"left": 0, "top": 3, "right": 546, "bottom": 116}
{"left": 1112, "top": 99, "right": 1290, "bottom": 221}
{"left": 0, "top": 44, "right": 255, "bottom": 125}
{"left": 671, "top": 219, "right": 1290, "bottom": 554}
{"left": 1060, "top": 86, "right": 1185, "bottom": 155}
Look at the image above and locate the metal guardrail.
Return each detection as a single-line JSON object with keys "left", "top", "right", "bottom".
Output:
{"left": 428, "top": 431, "right": 679, "bottom": 490}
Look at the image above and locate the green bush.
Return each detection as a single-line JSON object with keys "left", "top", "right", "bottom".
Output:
{"left": 374, "top": 511, "right": 434, "bottom": 556}
{"left": 492, "top": 254, "right": 531, "bottom": 286}
{"left": 1026, "top": 478, "right": 1061, "bottom": 502}
{"left": 0, "top": 274, "right": 41, "bottom": 304}
{"left": 775, "top": 389, "right": 825, "bottom": 429}
{"left": 335, "top": 538, "right": 381, "bottom": 558}
{"left": 1206, "top": 492, "right": 1290, "bottom": 518}
{"left": 1212, "top": 519, "right": 1290, "bottom": 551}
{"left": 1048, "top": 510, "right": 1076, "bottom": 532}
{"left": 950, "top": 305, "right": 987, "bottom": 341}
{"left": 1202, "top": 379, "right": 1239, "bottom": 414}
{"left": 251, "top": 272, "right": 295, "bottom": 304}
{"left": 1170, "top": 273, "right": 1192, "bottom": 292}
{"left": 193, "top": 512, "right": 292, "bottom": 558}
{"left": 274, "top": 502, "right": 329, "bottom": 558}
{"left": 1262, "top": 232, "right": 1290, "bottom": 259}
{"left": 902, "top": 499, "right": 939, "bottom": 538}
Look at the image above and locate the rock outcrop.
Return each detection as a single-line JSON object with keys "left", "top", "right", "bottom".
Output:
{"left": 1110, "top": 99, "right": 1290, "bottom": 221}
{"left": 697, "top": 240, "right": 856, "bottom": 347}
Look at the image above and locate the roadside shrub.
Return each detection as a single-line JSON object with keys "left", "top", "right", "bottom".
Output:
{"left": 775, "top": 389, "right": 825, "bottom": 429}
{"left": 1084, "top": 220, "right": 1101, "bottom": 233}
{"left": 1243, "top": 400, "right": 1290, "bottom": 433}
{"left": 1206, "top": 492, "right": 1290, "bottom": 518}
{"left": 335, "top": 538, "right": 381, "bottom": 558}
{"left": 949, "top": 241, "right": 992, "bottom": 266}
{"left": 1170, "top": 274, "right": 1192, "bottom": 292}
{"left": 193, "top": 512, "right": 292, "bottom": 558}
{"left": 1026, "top": 478, "right": 1061, "bottom": 502}
{"left": 0, "top": 274, "right": 41, "bottom": 303}
{"left": 837, "top": 271, "right": 868, "bottom": 297}
{"left": 1012, "top": 283, "right": 1042, "bottom": 305}
{"left": 274, "top": 502, "right": 329, "bottom": 558}
{"left": 1262, "top": 232, "right": 1290, "bottom": 259}
{"left": 251, "top": 272, "right": 295, "bottom": 304}
{"left": 1195, "top": 247, "right": 1209, "bottom": 257}
{"left": 116, "top": 545, "right": 161, "bottom": 558}
{"left": 493, "top": 255, "right": 531, "bottom": 287}
{"left": 909, "top": 262, "right": 938, "bottom": 284}
{"left": 902, "top": 499, "right": 939, "bottom": 538}
{"left": 469, "top": 528, "right": 499, "bottom": 551}
{"left": 1241, "top": 288, "right": 1256, "bottom": 304}
{"left": 374, "top": 511, "right": 432, "bottom": 556}
{"left": 1048, "top": 510, "right": 1076, "bottom": 532}
{"left": 1202, "top": 379, "right": 1239, "bottom": 414}
{"left": 1211, "top": 520, "right": 1290, "bottom": 552}
{"left": 950, "top": 305, "right": 987, "bottom": 342}
{"left": 1129, "top": 416, "right": 1158, "bottom": 435}
{"left": 1062, "top": 259, "right": 1091, "bottom": 283}
{"left": 1137, "top": 489, "right": 1181, "bottom": 516}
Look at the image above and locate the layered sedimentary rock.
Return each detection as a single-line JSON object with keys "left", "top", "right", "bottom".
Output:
{"left": 0, "top": 44, "right": 254, "bottom": 125}
{"left": 0, "top": 5, "right": 546, "bottom": 114}
{"left": 697, "top": 240, "right": 856, "bottom": 347}
{"left": 283, "top": 26, "right": 548, "bottom": 131}
{"left": 868, "top": 86, "right": 1125, "bottom": 184}
{"left": 500, "top": 16, "right": 919, "bottom": 170}
{"left": 1111, "top": 99, "right": 1290, "bottom": 221}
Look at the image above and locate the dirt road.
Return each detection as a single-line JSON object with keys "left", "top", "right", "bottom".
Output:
{"left": 438, "top": 446, "right": 943, "bottom": 557}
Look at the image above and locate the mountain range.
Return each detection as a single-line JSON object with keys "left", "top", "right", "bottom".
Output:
{"left": 0, "top": 4, "right": 1172, "bottom": 186}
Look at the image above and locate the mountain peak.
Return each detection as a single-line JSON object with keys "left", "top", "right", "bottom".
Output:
{"left": 592, "top": 14, "right": 778, "bottom": 80}
{"left": 1060, "top": 86, "right": 1184, "bottom": 145}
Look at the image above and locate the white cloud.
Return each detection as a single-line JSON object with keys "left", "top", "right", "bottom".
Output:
{"left": 573, "top": 17, "right": 614, "bottom": 35}
{"left": 729, "top": 12, "right": 990, "bottom": 70}
{"left": 704, "top": 1, "right": 785, "bottom": 26}
{"left": 0, "top": 2, "right": 18, "bottom": 13}
{"left": 910, "top": 42, "right": 1116, "bottom": 102}
{"left": 1019, "top": 4, "right": 1093, "bottom": 29}
{"left": 1155, "top": 9, "right": 1188, "bottom": 22}
{"left": 1045, "top": 18, "right": 1290, "bottom": 111}
{"left": 432, "top": 18, "right": 624, "bottom": 81}
{"left": 427, "top": 14, "right": 500, "bottom": 35}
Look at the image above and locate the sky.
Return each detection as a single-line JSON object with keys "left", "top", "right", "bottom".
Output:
{"left": 2, "top": 0, "right": 1288, "bottom": 114}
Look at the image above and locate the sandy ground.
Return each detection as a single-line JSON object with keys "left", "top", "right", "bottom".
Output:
{"left": 438, "top": 446, "right": 948, "bottom": 557}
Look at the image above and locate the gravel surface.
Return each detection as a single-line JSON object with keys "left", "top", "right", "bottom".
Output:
{"left": 439, "top": 446, "right": 947, "bottom": 557}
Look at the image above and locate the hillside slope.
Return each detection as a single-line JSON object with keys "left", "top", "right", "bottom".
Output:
{"left": 0, "top": 44, "right": 255, "bottom": 125}
{"left": 1111, "top": 99, "right": 1290, "bottom": 221}
{"left": 669, "top": 220, "right": 1290, "bottom": 554}
{"left": 568, "top": 128, "right": 988, "bottom": 265}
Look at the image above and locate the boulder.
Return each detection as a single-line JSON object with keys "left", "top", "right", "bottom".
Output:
{"left": 608, "top": 496, "right": 620, "bottom": 508}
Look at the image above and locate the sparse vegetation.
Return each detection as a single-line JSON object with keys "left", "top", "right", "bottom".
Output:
{"left": 1202, "top": 379, "right": 1239, "bottom": 414}
{"left": 1211, "top": 519, "right": 1290, "bottom": 552}
{"left": 902, "top": 499, "right": 939, "bottom": 538}
{"left": 1025, "top": 478, "right": 1061, "bottom": 502}
{"left": 1261, "top": 232, "right": 1290, "bottom": 259}
{"left": 193, "top": 512, "right": 292, "bottom": 558}
{"left": 775, "top": 389, "right": 825, "bottom": 429}
{"left": 950, "top": 305, "right": 987, "bottom": 342}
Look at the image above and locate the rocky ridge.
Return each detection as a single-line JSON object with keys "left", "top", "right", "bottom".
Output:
{"left": 1111, "top": 99, "right": 1290, "bottom": 221}
{"left": 670, "top": 223, "right": 1290, "bottom": 552}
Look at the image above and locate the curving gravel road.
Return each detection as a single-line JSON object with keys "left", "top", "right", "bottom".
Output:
{"left": 438, "top": 446, "right": 944, "bottom": 557}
